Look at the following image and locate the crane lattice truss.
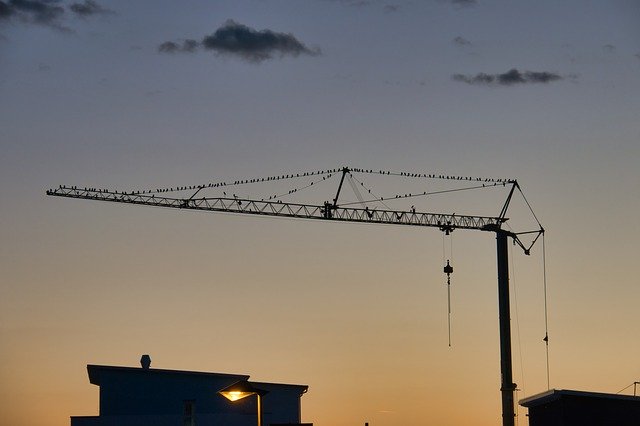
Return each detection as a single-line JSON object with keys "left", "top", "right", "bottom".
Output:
{"left": 48, "top": 186, "right": 506, "bottom": 231}
{"left": 47, "top": 166, "right": 544, "bottom": 426}
{"left": 46, "top": 167, "right": 540, "bottom": 249}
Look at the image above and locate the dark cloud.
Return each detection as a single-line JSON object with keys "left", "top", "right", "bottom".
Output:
{"left": 1, "top": 0, "right": 111, "bottom": 33}
{"left": 602, "top": 44, "right": 616, "bottom": 53}
{"left": 452, "top": 68, "right": 564, "bottom": 86}
{"left": 0, "top": 0, "right": 69, "bottom": 31}
{"left": 453, "top": 36, "right": 471, "bottom": 46}
{"left": 0, "top": 2, "right": 16, "bottom": 20}
{"left": 69, "top": 0, "right": 113, "bottom": 17}
{"left": 158, "top": 39, "right": 198, "bottom": 54}
{"left": 9, "top": 0, "right": 63, "bottom": 24}
{"left": 635, "top": 53, "right": 640, "bottom": 60}
{"left": 159, "top": 20, "right": 320, "bottom": 63}
{"left": 201, "top": 20, "right": 320, "bottom": 62}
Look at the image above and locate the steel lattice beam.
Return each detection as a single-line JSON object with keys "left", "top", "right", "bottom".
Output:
{"left": 46, "top": 186, "right": 507, "bottom": 232}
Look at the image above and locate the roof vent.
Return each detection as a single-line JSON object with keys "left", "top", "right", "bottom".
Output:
{"left": 140, "top": 354, "right": 151, "bottom": 369}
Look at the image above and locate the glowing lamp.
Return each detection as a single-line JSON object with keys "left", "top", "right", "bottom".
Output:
{"left": 221, "top": 390, "right": 254, "bottom": 402}
{"left": 218, "top": 381, "right": 268, "bottom": 426}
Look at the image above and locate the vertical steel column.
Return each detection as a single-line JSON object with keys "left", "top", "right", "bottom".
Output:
{"left": 497, "top": 230, "right": 516, "bottom": 426}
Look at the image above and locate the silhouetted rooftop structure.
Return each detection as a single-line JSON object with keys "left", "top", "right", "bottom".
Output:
{"left": 520, "top": 388, "right": 640, "bottom": 426}
{"left": 71, "top": 357, "right": 310, "bottom": 426}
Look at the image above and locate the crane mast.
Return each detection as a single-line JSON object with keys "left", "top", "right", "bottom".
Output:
{"left": 47, "top": 167, "right": 544, "bottom": 426}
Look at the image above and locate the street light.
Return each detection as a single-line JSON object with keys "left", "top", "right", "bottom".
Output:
{"left": 219, "top": 381, "right": 268, "bottom": 426}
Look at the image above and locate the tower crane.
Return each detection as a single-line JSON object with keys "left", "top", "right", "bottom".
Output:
{"left": 47, "top": 166, "right": 545, "bottom": 426}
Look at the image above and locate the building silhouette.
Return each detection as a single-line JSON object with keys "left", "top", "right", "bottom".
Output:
{"left": 520, "top": 389, "right": 640, "bottom": 426}
{"left": 71, "top": 356, "right": 310, "bottom": 426}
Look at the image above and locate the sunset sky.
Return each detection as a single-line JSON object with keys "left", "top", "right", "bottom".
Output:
{"left": 1, "top": 1, "right": 639, "bottom": 425}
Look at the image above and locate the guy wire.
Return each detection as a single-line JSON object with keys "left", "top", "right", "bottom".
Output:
{"left": 543, "top": 232, "right": 550, "bottom": 390}
{"left": 510, "top": 240, "right": 526, "bottom": 398}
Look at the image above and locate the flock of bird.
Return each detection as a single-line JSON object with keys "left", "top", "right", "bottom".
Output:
{"left": 50, "top": 168, "right": 516, "bottom": 207}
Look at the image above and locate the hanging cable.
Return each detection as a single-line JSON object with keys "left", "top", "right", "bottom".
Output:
{"left": 133, "top": 168, "right": 336, "bottom": 195}
{"left": 351, "top": 168, "right": 515, "bottom": 184}
{"left": 444, "top": 259, "right": 453, "bottom": 347}
{"left": 269, "top": 172, "right": 337, "bottom": 201}
{"left": 516, "top": 183, "right": 543, "bottom": 229}
{"left": 122, "top": 167, "right": 521, "bottom": 201}
{"left": 346, "top": 173, "right": 366, "bottom": 208}
{"left": 510, "top": 240, "right": 526, "bottom": 397}
{"left": 441, "top": 229, "right": 454, "bottom": 347}
{"left": 339, "top": 182, "right": 503, "bottom": 207}
{"left": 348, "top": 173, "right": 392, "bottom": 210}
{"left": 542, "top": 232, "right": 550, "bottom": 390}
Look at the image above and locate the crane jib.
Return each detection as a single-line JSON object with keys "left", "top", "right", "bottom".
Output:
{"left": 46, "top": 187, "right": 507, "bottom": 232}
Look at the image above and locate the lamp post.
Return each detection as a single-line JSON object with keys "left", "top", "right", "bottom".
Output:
{"left": 219, "top": 381, "right": 268, "bottom": 426}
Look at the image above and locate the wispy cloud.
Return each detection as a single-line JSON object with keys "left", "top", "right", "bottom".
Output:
{"left": 452, "top": 68, "right": 565, "bottom": 86}
{"left": 159, "top": 20, "right": 321, "bottom": 63}
{"left": 69, "top": 0, "right": 114, "bottom": 17}
{"left": 384, "top": 4, "right": 400, "bottom": 12}
{"left": 602, "top": 44, "right": 616, "bottom": 53}
{"left": 453, "top": 36, "right": 471, "bottom": 46}
{"left": 320, "top": 0, "right": 406, "bottom": 12}
{"left": 158, "top": 39, "right": 198, "bottom": 54}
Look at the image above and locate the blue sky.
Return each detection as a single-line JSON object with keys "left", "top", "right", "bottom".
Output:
{"left": 1, "top": 1, "right": 639, "bottom": 425}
